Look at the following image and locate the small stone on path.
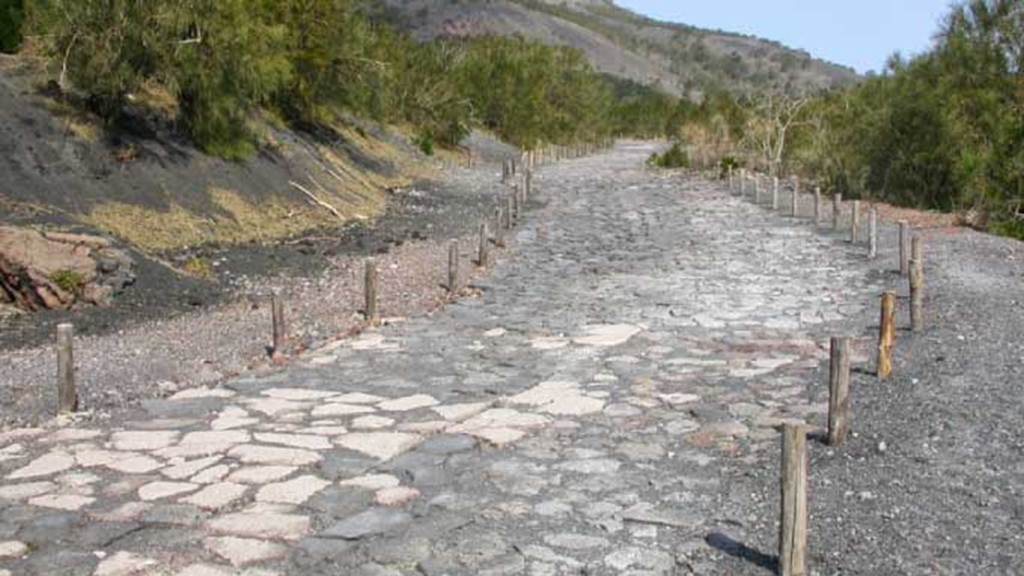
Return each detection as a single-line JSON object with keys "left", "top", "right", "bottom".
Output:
{"left": 206, "top": 536, "right": 288, "bottom": 567}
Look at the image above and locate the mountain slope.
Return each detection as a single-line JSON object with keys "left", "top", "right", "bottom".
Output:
{"left": 375, "top": 0, "right": 858, "bottom": 97}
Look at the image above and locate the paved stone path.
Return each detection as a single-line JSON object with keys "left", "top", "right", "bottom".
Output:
{"left": 0, "top": 142, "right": 884, "bottom": 575}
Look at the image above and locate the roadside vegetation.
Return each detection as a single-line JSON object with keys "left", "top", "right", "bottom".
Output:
{"left": 4, "top": 0, "right": 1021, "bottom": 238}
{"left": 656, "top": 0, "right": 1024, "bottom": 240}
{"left": 5, "top": 0, "right": 668, "bottom": 158}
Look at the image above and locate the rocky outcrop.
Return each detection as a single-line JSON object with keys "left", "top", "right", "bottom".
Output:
{"left": 0, "top": 226, "right": 134, "bottom": 312}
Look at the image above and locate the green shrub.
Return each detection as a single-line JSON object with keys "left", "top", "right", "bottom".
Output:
{"left": 415, "top": 132, "right": 435, "bottom": 156}
{"left": 0, "top": 0, "right": 23, "bottom": 53}
{"left": 49, "top": 269, "right": 86, "bottom": 295}
{"left": 648, "top": 143, "right": 690, "bottom": 169}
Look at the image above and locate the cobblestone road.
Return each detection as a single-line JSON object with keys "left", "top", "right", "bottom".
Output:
{"left": 0, "top": 142, "right": 885, "bottom": 575}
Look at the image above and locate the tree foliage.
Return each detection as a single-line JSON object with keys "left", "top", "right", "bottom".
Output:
{"left": 0, "top": 0, "right": 24, "bottom": 53}
{"left": 23, "top": 1, "right": 673, "bottom": 157}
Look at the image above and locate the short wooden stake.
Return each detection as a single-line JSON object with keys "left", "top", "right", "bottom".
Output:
{"left": 271, "top": 294, "right": 286, "bottom": 360}
{"left": 779, "top": 423, "right": 808, "bottom": 576}
{"left": 494, "top": 208, "right": 506, "bottom": 247}
{"left": 56, "top": 323, "right": 77, "bottom": 414}
{"left": 506, "top": 196, "right": 514, "bottom": 229}
{"left": 755, "top": 175, "right": 761, "bottom": 203}
{"left": 814, "top": 187, "right": 822, "bottom": 225}
{"left": 447, "top": 241, "right": 459, "bottom": 294}
{"left": 910, "top": 236, "right": 924, "bottom": 332}
{"left": 828, "top": 337, "right": 852, "bottom": 446}
{"left": 877, "top": 292, "right": 896, "bottom": 379}
{"left": 364, "top": 259, "right": 379, "bottom": 325}
{"left": 898, "top": 220, "right": 910, "bottom": 276}
{"left": 512, "top": 188, "right": 521, "bottom": 224}
{"left": 478, "top": 222, "right": 490, "bottom": 267}
{"left": 525, "top": 170, "right": 533, "bottom": 199}
{"left": 740, "top": 169, "right": 746, "bottom": 196}
{"left": 772, "top": 177, "right": 780, "bottom": 210}
{"left": 791, "top": 178, "right": 799, "bottom": 217}
{"left": 728, "top": 167, "right": 734, "bottom": 191}
{"left": 868, "top": 208, "right": 878, "bottom": 259}
{"left": 833, "top": 193, "right": 842, "bottom": 230}
{"left": 850, "top": 200, "right": 861, "bottom": 243}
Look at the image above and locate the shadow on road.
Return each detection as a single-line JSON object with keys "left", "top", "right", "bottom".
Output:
{"left": 705, "top": 532, "right": 778, "bottom": 573}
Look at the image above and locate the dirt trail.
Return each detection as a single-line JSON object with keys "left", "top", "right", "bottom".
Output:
{"left": 0, "top": 142, "right": 1020, "bottom": 575}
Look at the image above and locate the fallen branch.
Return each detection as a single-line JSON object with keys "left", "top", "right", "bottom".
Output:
{"left": 289, "top": 180, "right": 344, "bottom": 221}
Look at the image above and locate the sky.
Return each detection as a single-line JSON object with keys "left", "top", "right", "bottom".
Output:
{"left": 615, "top": 0, "right": 954, "bottom": 74}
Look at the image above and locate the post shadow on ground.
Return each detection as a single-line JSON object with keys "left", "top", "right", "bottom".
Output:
{"left": 705, "top": 532, "right": 778, "bottom": 573}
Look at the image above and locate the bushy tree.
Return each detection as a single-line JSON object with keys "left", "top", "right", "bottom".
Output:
{"left": 0, "top": 0, "right": 24, "bottom": 53}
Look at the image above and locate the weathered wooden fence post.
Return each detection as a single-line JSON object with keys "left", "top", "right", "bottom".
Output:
{"left": 448, "top": 241, "right": 459, "bottom": 294}
{"left": 772, "top": 176, "right": 780, "bottom": 210}
{"left": 828, "top": 337, "right": 852, "bottom": 446}
{"left": 899, "top": 220, "right": 910, "bottom": 276}
{"left": 791, "top": 178, "right": 800, "bottom": 217}
{"left": 478, "top": 222, "right": 490, "bottom": 268}
{"left": 869, "top": 208, "right": 878, "bottom": 259}
{"left": 506, "top": 196, "right": 515, "bottom": 228}
{"left": 779, "top": 423, "right": 808, "bottom": 576}
{"left": 271, "top": 294, "right": 286, "bottom": 361}
{"left": 728, "top": 166, "right": 734, "bottom": 192}
{"left": 833, "top": 193, "right": 842, "bottom": 231}
{"left": 814, "top": 187, "right": 822, "bottom": 226}
{"left": 755, "top": 174, "right": 762, "bottom": 203}
{"left": 494, "top": 208, "right": 506, "bottom": 247}
{"left": 850, "top": 200, "right": 861, "bottom": 243}
{"left": 512, "top": 187, "right": 521, "bottom": 224}
{"left": 364, "top": 259, "right": 379, "bottom": 326}
{"left": 877, "top": 292, "right": 896, "bottom": 379}
{"left": 57, "top": 323, "right": 77, "bottom": 414}
{"left": 740, "top": 169, "right": 747, "bottom": 196}
{"left": 910, "top": 237, "right": 924, "bottom": 332}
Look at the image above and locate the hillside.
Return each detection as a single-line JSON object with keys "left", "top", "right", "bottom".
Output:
{"left": 374, "top": 0, "right": 859, "bottom": 97}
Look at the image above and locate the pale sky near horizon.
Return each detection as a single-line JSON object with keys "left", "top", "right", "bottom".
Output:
{"left": 615, "top": 1, "right": 954, "bottom": 73}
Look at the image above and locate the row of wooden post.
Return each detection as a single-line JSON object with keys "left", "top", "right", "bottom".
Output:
{"left": 722, "top": 169, "right": 932, "bottom": 576}
{"left": 50, "top": 140, "right": 617, "bottom": 415}
{"left": 728, "top": 168, "right": 890, "bottom": 262}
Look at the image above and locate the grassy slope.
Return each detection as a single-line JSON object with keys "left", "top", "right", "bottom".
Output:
{"left": 0, "top": 54, "right": 445, "bottom": 254}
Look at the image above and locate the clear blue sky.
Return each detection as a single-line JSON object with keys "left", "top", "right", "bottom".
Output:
{"left": 615, "top": 0, "right": 954, "bottom": 73}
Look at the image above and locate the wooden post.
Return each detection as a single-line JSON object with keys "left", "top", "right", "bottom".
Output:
{"left": 833, "top": 193, "right": 842, "bottom": 230}
{"left": 869, "top": 208, "right": 878, "bottom": 259}
{"left": 910, "top": 237, "right": 924, "bottom": 332}
{"left": 814, "top": 187, "right": 822, "bottom": 226}
{"left": 828, "top": 337, "right": 852, "bottom": 446}
{"left": 494, "top": 208, "right": 506, "bottom": 247}
{"left": 447, "top": 241, "right": 459, "bottom": 294}
{"left": 56, "top": 323, "right": 77, "bottom": 414}
{"left": 898, "top": 221, "right": 911, "bottom": 276}
{"left": 740, "top": 169, "right": 746, "bottom": 196}
{"left": 478, "top": 222, "right": 490, "bottom": 268}
{"left": 364, "top": 259, "right": 379, "bottom": 325}
{"left": 877, "top": 292, "right": 896, "bottom": 379}
{"left": 755, "top": 175, "right": 761, "bottom": 203}
{"left": 779, "top": 423, "right": 808, "bottom": 576}
{"left": 512, "top": 188, "right": 521, "bottom": 224}
{"left": 850, "top": 200, "right": 861, "bottom": 243}
{"left": 271, "top": 294, "right": 286, "bottom": 360}
{"left": 728, "top": 167, "right": 734, "bottom": 191}
{"left": 506, "top": 196, "right": 514, "bottom": 229}
{"left": 525, "top": 169, "right": 533, "bottom": 199}
{"left": 772, "top": 177, "right": 780, "bottom": 210}
{"left": 791, "top": 178, "right": 799, "bottom": 217}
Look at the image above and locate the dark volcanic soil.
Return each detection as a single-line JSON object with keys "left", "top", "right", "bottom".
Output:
{"left": 0, "top": 169, "right": 508, "bottom": 352}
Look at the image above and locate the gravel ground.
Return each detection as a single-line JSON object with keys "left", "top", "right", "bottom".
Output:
{"left": 709, "top": 196, "right": 1024, "bottom": 574}
{"left": 1, "top": 143, "right": 1021, "bottom": 575}
{"left": 0, "top": 161, "right": 520, "bottom": 428}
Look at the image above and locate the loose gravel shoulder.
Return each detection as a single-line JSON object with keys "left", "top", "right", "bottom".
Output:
{"left": 0, "top": 141, "right": 1021, "bottom": 576}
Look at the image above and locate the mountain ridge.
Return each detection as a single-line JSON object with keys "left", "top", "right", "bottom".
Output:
{"left": 374, "top": 0, "right": 858, "bottom": 97}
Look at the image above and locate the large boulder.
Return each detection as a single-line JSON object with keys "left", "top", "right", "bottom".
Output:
{"left": 0, "top": 226, "right": 134, "bottom": 310}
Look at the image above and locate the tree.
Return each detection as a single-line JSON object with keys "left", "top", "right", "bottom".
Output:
{"left": 743, "top": 91, "right": 808, "bottom": 175}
